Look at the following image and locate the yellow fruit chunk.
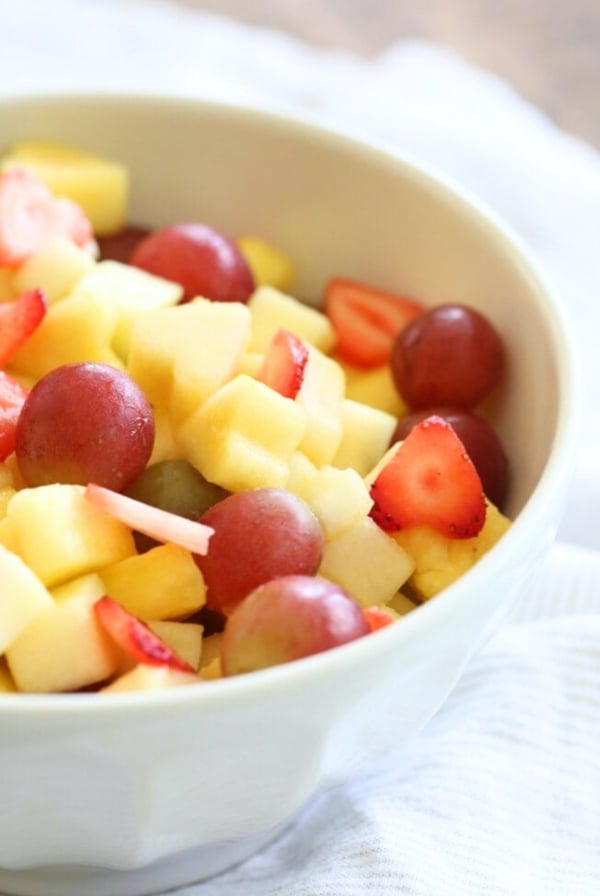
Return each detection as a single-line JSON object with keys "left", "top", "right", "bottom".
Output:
{"left": 178, "top": 374, "right": 306, "bottom": 492}
{"left": 147, "top": 621, "right": 204, "bottom": 671}
{"left": 291, "top": 463, "right": 373, "bottom": 540}
{"left": 247, "top": 285, "right": 336, "bottom": 354}
{"left": 393, "top": 500, "right": 511, "bottom": 600}
{"left": 387, "top": 592, "right": 419, "bottom": 616}
{"left": 6, "top": 586, "right": 120, "bottom": 693}
{"left": 9, "top": 290, "right": 123, "bottom": 379}
{"left": 101, "top": 665, "right": 200, "bottom": 693}
{"left": 199, "top": 633, "right": 223, "bottom": 680}
{"left": 7, "top": 484, "right": 136, "bottom": 588}
{"left": 332, "top": 399, "right": 398, "bottom": 477}
{"left": 14, "top": 238, "right": 95, "bottom": 305}
{"left": 0, "top": 661, "right": 16, "bottom": 692}
{"left": 0, "top": 486, "right": 16, "bottom": 519}
{"left": 340, "top": 358, "right": 408, "bottom": 417}
{"left": 238, "top": 237, "right": 295, "bottom": 292}
{"left": 68, "top": 260, "right": 182, "bottom": 359}
{"left": 0, "top": 268, "right": 15, "bottom": 302}
{"left": 0, "top": 544, "right": 54, "bottom": 654}
{"left": 319, "top": 516, "right": 415, "bottom": 607}
{"left": 296, "top": 346, "right": 345, "bottom": 467}
{"left": 1, "top": 139, "right": 129, "bottom": 236}
{"left": 128, "top": 297, "right": 251, "bottom": 423}
{"left": 0, "top": 517, "right": 19, "bottom": 553}
{"left": 148, "top": 406, "right": 183, "bottom": 466}
{"left": 100, "top": 543, "right": 206, "bottom": 621}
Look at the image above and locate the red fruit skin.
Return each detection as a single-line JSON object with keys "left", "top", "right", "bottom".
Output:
{"left": 130, "top": 222, "right": 255, "bottom": 303}
{"left": 97, "top": 224, "right": 150, "bottom": 263}
{"left": 324, "top": 277, "right": 423, "bottom": 368}
{"left": 369, "top": 415, "right": 486, "bottom": 539}
{"left": 256, "top": 327, "right": 308, "bottom": 399}
{"left": 221, "top": 575, "right": 370, "bottom": 675}
{"left": 0, "top": 370, "right": 30, "bottom": 461}
{"left": 94, "top": 596, "right": 194, "bottom": 672}
{"left": 363, "top": 606, "right": 395, "bottom": 632}
{"left": 0, "top": 287, "right": 47, "bottom": 368}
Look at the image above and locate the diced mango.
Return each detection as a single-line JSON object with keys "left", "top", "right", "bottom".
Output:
{"left": 393, "top": 500, "right": 511, "bottom": 600}
{"left": 332, "top": 399, "right": 398, "bottom": 477}
{"left": 319, "top": 516, "right": 415, "bottom": 606}
{"left": 14, "top": 238, "right": 95, "bottom": 305}
{"left": 100, "top": 543, "right": 206, "bottom": 620}
{"left": 6, "top": 587, "right": 120, "bottom": 693}
{"left": 1, "top": 139, "right": 129, "bottom": 235}
{"left": 147, "top": 621, "right": 204, "bottom": 671}
{"left": 0, "top": 544, "right": 54, "bottom": 654}
{"left": 177, "top": 374, "right": 306, "bottom": 492}
{"left": 296, "top": 346, "right": 345, "bottom": 467}
{"left": 247, "top": 285, "right": 336, "bottom": 354}
{"left": 238, "top": 237, "right": 295, "bottom": 292}
{"left": 7, "top": 484, "right": 136, "bottom": 588}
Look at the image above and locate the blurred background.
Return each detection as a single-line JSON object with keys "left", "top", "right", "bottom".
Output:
{"left": 181, "top": 0, "right": 600, "bottom": 148}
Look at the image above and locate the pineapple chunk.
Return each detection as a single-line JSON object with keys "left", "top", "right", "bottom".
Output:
{"left": 388, "top": 591, "right": 419, "bottom": 616}
{"left": 340, "top": 359, "right": 408, "bottom": 416}
{"left": 100, "top": 543, "right": 206, "bottom": 620}
{"left": 128, "top": 297, "right": 251, "bottom": 422}
{"left": 0, "top": 544, "right": 54, "bottom": 654}
{"left": 6, "top": 586, "right": 120, "bottom": 693}
{"left": 199, "top": 633, "right": 223, "bottom": 680}
{"left": 0, "top": 486, "right": 16, "bottom": 519}
{"left": 292, "top": 464, "right": 373, "bottom": 539}
{"left": 177, "top": 374, "right": 306, "bottom": 492}
{"left": 247, "top": 285, "right": 336, "bottom": 354}
{"left": 101, "top": 664, "right": 200, "bottom": 693}
{"left": 147, "top": 621, "right": 204, "bottom": 671}
{"left": 0, "top": 517, "right": 19, "bottom": 553}
{"left": 393, "top": 500, "right": 511, "bottom": 600}
{"left": 14, "top": 238, "right": 95, "bottom": 305}
{"left": 7, "top": 484, "right": 136, "bottom": 588}
{"left": 238, "top": 237, "right": 295, "bottom": 292}
{"left": 1, "top": 139, "right": 129, "bottom": 235}
{"left": 148, "top": 406, "right": 183, "bottom": 466}
{"left": 332, "top": 399, "right": 398, "bottom": 477}
{"left": 296, "top": 346, "right": 345, "bottom": 467}
{"left": 9, "top": 290, "right": 123, "bottom": 378}
{"left": 319, "top": 516, "right": 415, "bottom": 606}
{"left": 68, "top": 260, "right": 182, "bottom": 359}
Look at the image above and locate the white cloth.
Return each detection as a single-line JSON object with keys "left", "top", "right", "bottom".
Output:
{"left": 3, "top": 1, "right": 600, "bottom": 893}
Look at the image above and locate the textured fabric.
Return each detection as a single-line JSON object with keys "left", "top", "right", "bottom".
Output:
{"left": 2, "top": 2, "right": 600, "bottom": 893}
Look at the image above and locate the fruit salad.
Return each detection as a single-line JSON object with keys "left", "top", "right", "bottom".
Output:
{"left": 0, "top": 139, "right": 511, "bottom": 695}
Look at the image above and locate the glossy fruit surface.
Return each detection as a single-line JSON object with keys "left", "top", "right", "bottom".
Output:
{"left": 391, "top": 407, "right": 509, "bottom": 508}
{"left": 0, "top": 370, "right": 30, "bottom": 461}
{"left": 221, "top": 574, "right": 369, "bottom": 675}
{"left": 0, "top": 287, "right": 47, "bottom": 367}
{"left": 130, "top": 222, "right": 255, "bottom": 303}
{"left": 195, "top": 488, "right": 324, "bottom": 616}
{"left": 256, "top": 327, "right": 308, "bottom": 398}
{"left": 15, "top": 362, "right": 154, "bottom": 490}
{"left": 97, "top": 224, "right": 150, "bottom": 263}
{"left": 391, "top": 303, "right": 504, "bottom": 409}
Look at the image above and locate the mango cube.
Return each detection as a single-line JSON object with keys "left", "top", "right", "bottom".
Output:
{"left": 247, "top": 285, "right": 336, "bottom": 354}
{"left": 6, "top": 484, "right": 136, "bottom": 588}
{"left": 14, "top": 238, "right": 95, "bottom": 305}
{"left": 0, "top": 544, "right": 54, "bottom": 654}
{"left": 177, "top": 374, "right": 306, "bottom": 492}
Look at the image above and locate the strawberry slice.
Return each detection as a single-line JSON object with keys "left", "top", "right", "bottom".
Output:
{"left": 324, "top": 277, "right": 423, "bottom": 368}
{"left": 94, "top": 596, "right": 194, "bottom": 672}
{"left": 85, "top": 483, "right": 214, "bottom": 556}
{"left": 0, "top": 370, "right": 29, "bottom": 461}
{"left": 363, "top": 606, "right": 396, "bottom": 632}
{"left": 256, "top": 327, "right": 308, "bottom": 399}
{"left": 369, "top": 415, "right": 486, "bottom": 538}
{"left": 0, "top": 166, "right": 93, "bottom": 267}
{"left": 0, "top": 287, "right": 47, "bottom": 368}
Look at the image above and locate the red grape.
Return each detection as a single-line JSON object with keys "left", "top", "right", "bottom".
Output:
{"left": 97, "top": 225, "right": 150, "bottom": 263}
{"left": 195, "top": 488, "right": 324, "bottom": 617}
{"left": 221, "top": 574, "right": 369, "bottom": 675}
{"left": 130, "top": 222, "right": 255, "bottom": 303}
{"left": 391, "top": 304, "right": 504, "bottom": 409}
{"left": 391, "top": 407, "right": 509, "bottom": 508}
{"left": 15, "top": 362, "right": 154, "bottom": 490}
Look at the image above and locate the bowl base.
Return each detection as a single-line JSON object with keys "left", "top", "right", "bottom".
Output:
{"left": 0, "top": 824, "right": 286, "bottom": 896}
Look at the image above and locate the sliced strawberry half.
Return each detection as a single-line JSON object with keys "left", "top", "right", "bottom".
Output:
{"left": 0, "top": 166, "right": 93, "bottom": 267}
{"left": 324, "top": 277, "right": 423, "bottom": 368}
{"left": 369, "top": 415, "right": 486, "bottom": 539}
{"left": 0, "top": 287, "right": 47, "bottom": 367}
{"left": 0, "top": 370, "right": 30, "bottom": 461}
{"left": 363, "top": 605, "right": 396, "bottom": 632}
{"left": 85, "top": 483, "right": 214, "bottom": 555}
{"left": 256, "top": 327, "right": 308, "bottom": 399}
{"left": 94, "top": 596, "right": 194, "bottom": 672}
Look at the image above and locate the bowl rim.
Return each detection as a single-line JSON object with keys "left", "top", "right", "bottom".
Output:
{"left": 0, "top": 90, "right": 581, "bottom": 716}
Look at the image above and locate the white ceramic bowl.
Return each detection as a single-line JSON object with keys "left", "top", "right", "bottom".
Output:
{"left": 0, "top": 94, "right": 578, "bottom": 896}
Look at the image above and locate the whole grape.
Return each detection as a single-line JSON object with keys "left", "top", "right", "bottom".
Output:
{"left": 391, "top": 304, "right": 504, "bottom": 409}
{"left": 195, "top": 488, "right": 325, "bottom": 617}
{"left": 130, "top": 222, "right": 255, "bottom": 303}
{"left": 15, "top": 362, "right": 154, "bottom": 490}
{"left": 221, "top": 574, "right": 370, "bottom": 675}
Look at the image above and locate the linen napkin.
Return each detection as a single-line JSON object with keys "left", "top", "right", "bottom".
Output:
{"left": 2, "top": 1, "right": 600, "bottom": 894}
